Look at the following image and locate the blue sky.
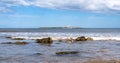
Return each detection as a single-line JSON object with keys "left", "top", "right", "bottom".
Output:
{"left": 0, "top": 0, "right": 120, "bottom": 28}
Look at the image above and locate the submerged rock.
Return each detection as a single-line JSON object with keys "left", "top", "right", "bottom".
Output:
{"left": 34, "top": 53, "right": 43, "bottom": 55}
{"left": 56, "top": 51, "right": 79, "bottom": 55}
{"left": 6, "top": 36, "right": 12, "bottom": 38}
{"left": 36, "top": 37, "right": 53, "bottom": 44}
{"left": 15, "top": 42, "right": 28, "bottom": 45}
{"left": 12, "top": 38, "right": 25, "bottom": 40}
{"left": 1, "top": 42, "right": 13, "bottom": 44}
{"left": 1, "top": 42, "right": 28, "bottom": 45}
{"left": 75, "top": 36, "right": 87, "bottom": 41}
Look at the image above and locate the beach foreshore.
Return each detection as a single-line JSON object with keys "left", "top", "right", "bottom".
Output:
{"left": 0, "top": 28, "right": 120, "bottom": 63}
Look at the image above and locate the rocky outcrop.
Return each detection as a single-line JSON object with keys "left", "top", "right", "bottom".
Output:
{"left": 56, "top": 51, "right": 79, "bottom": 55}
{"left": 36, "top": 37, "right": 53, "bottom": 44}
{"left": 75, "top": 36, "right": 93, "bottom": 41}
{"left": 57, "top": 36, "right": 93, "bottom": 43}
{"left": 75, "top": 36, "right": 87, "bottom": 41}
{"left": 1, "top": 42, "right": 28, "bottom": 45}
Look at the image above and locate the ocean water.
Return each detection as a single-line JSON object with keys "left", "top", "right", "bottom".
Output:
{"left": 0, "top": 28, "right": 120, "bottom": 40}
{"left": 0, "top": 28, "right": 120, "bottom": 63}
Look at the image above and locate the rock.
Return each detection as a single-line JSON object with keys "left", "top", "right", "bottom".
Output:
{"left": 35, "top": 53, "right": 43, "bottom": 55}
{"left": 86, "top": 37, "right": 93, "bottom": 41}
{"left": 36, "top": 37, "right": 53, "bottom": 44}
{"left": 56, "top": 51, "right": 79, "bottom": 55}
{"left": 58, "top": 38, "right": 63, "bottom": 42}
{"left": 75, "top": 36, "right": 93, "bottom": 41}
{"left": 6, "top": 36, "right": 12, "bottom": 38}
{"left": 1, "top": 42, "right": 13, "bottom": 44}
{"left": 15, "top": 42, "right": 28, "bottom": 45}
{"left": 1, "top": 42, "right": 28, "bottom": 45}
{"left": 75, "top": 36, "right": 87, "bottom": 41}
{"left": 12, "top": 38, "right": 25, "bottom": 40}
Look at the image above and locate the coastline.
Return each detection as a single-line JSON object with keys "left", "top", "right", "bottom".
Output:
{"left": 0, "top": 28, "right": 120, "bottom": 63}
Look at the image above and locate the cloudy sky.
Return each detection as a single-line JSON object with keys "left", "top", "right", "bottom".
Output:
{"left": 0, "top": 0, "right": 120, "bottom": 28}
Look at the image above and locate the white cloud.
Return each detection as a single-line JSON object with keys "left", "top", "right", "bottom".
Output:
{"left": 0, "top": 7, "right": 12, "bottom": 12}
{"left": 0, "top": 0, "right": 30, "bottom": 7}
{"left": 0, "top": 0, "right": 120, "bottom": 13}
{"left": 0, "top": 0, "right": 30, "bottom": 12}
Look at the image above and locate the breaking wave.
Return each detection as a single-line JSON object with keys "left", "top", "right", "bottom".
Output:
{"left": 1, "top": 32, "right": 120, "bottom": 41}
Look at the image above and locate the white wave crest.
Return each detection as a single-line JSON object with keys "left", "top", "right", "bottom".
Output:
{"left": 1, "top": 32, "right": 120, "bottom": 41}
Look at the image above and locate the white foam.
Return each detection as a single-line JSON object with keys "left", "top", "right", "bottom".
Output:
{"left": 11, "top": 36, "right": 76, "bottom": 40}
{"left": 92, "top": 37, "right": 120, "bottom": 40}
{"left": 11, "top": 36, "right": 120, "bottom": 41}
{"left": 1, "top": 32, "right": 120, "bottom": 41}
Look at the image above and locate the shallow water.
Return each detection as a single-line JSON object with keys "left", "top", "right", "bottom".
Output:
{"left": 0, "top": 38, "right": 120, "bottom": 63}
{"left": 0, "top": 28, "right": 120, "bottom": 63}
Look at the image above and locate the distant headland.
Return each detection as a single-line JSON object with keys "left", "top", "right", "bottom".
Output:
{"left": 39, "top": 26, "right": 81, "bottom": 29}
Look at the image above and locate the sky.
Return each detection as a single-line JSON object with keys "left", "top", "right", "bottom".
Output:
{"left": 0, "top": 0, "right": 120, "bottom": 28}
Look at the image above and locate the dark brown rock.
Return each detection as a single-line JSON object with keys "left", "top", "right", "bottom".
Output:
{"left": 15, "top": 42, "right": 28, "bottom": 45}
{"left": 36, "top": 37, "right": 53, "bottom": 44}
{"left": 6, "top": 36, "right": 12, "bottom": 38}
{"left": 12, "top": 38, "right": 25, "bottom": 40}
{"left": 35, "top": 53, "right": 43, "bottom": 55}
{"left": 75, "top": 36, "right": 87, "bottom": 41}
{"left": 1, "top": 42, "right": 28, "bottom": 45}
{"left": 1, "top": 42, "right": 13, "bottom": 44}
{"left": 56, "top": 51, "right": 79, "bottom": 55}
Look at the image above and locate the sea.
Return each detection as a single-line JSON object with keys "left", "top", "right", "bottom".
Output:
{"left": 0, "top": 28, "right": 120, "bottom": 63}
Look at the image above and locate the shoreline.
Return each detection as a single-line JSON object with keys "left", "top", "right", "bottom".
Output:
{"left": 8, "top": 36, "right": 120, "bottom": 41}
{"left": 0, "top": 31, "right": 120, "bottom": 63}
